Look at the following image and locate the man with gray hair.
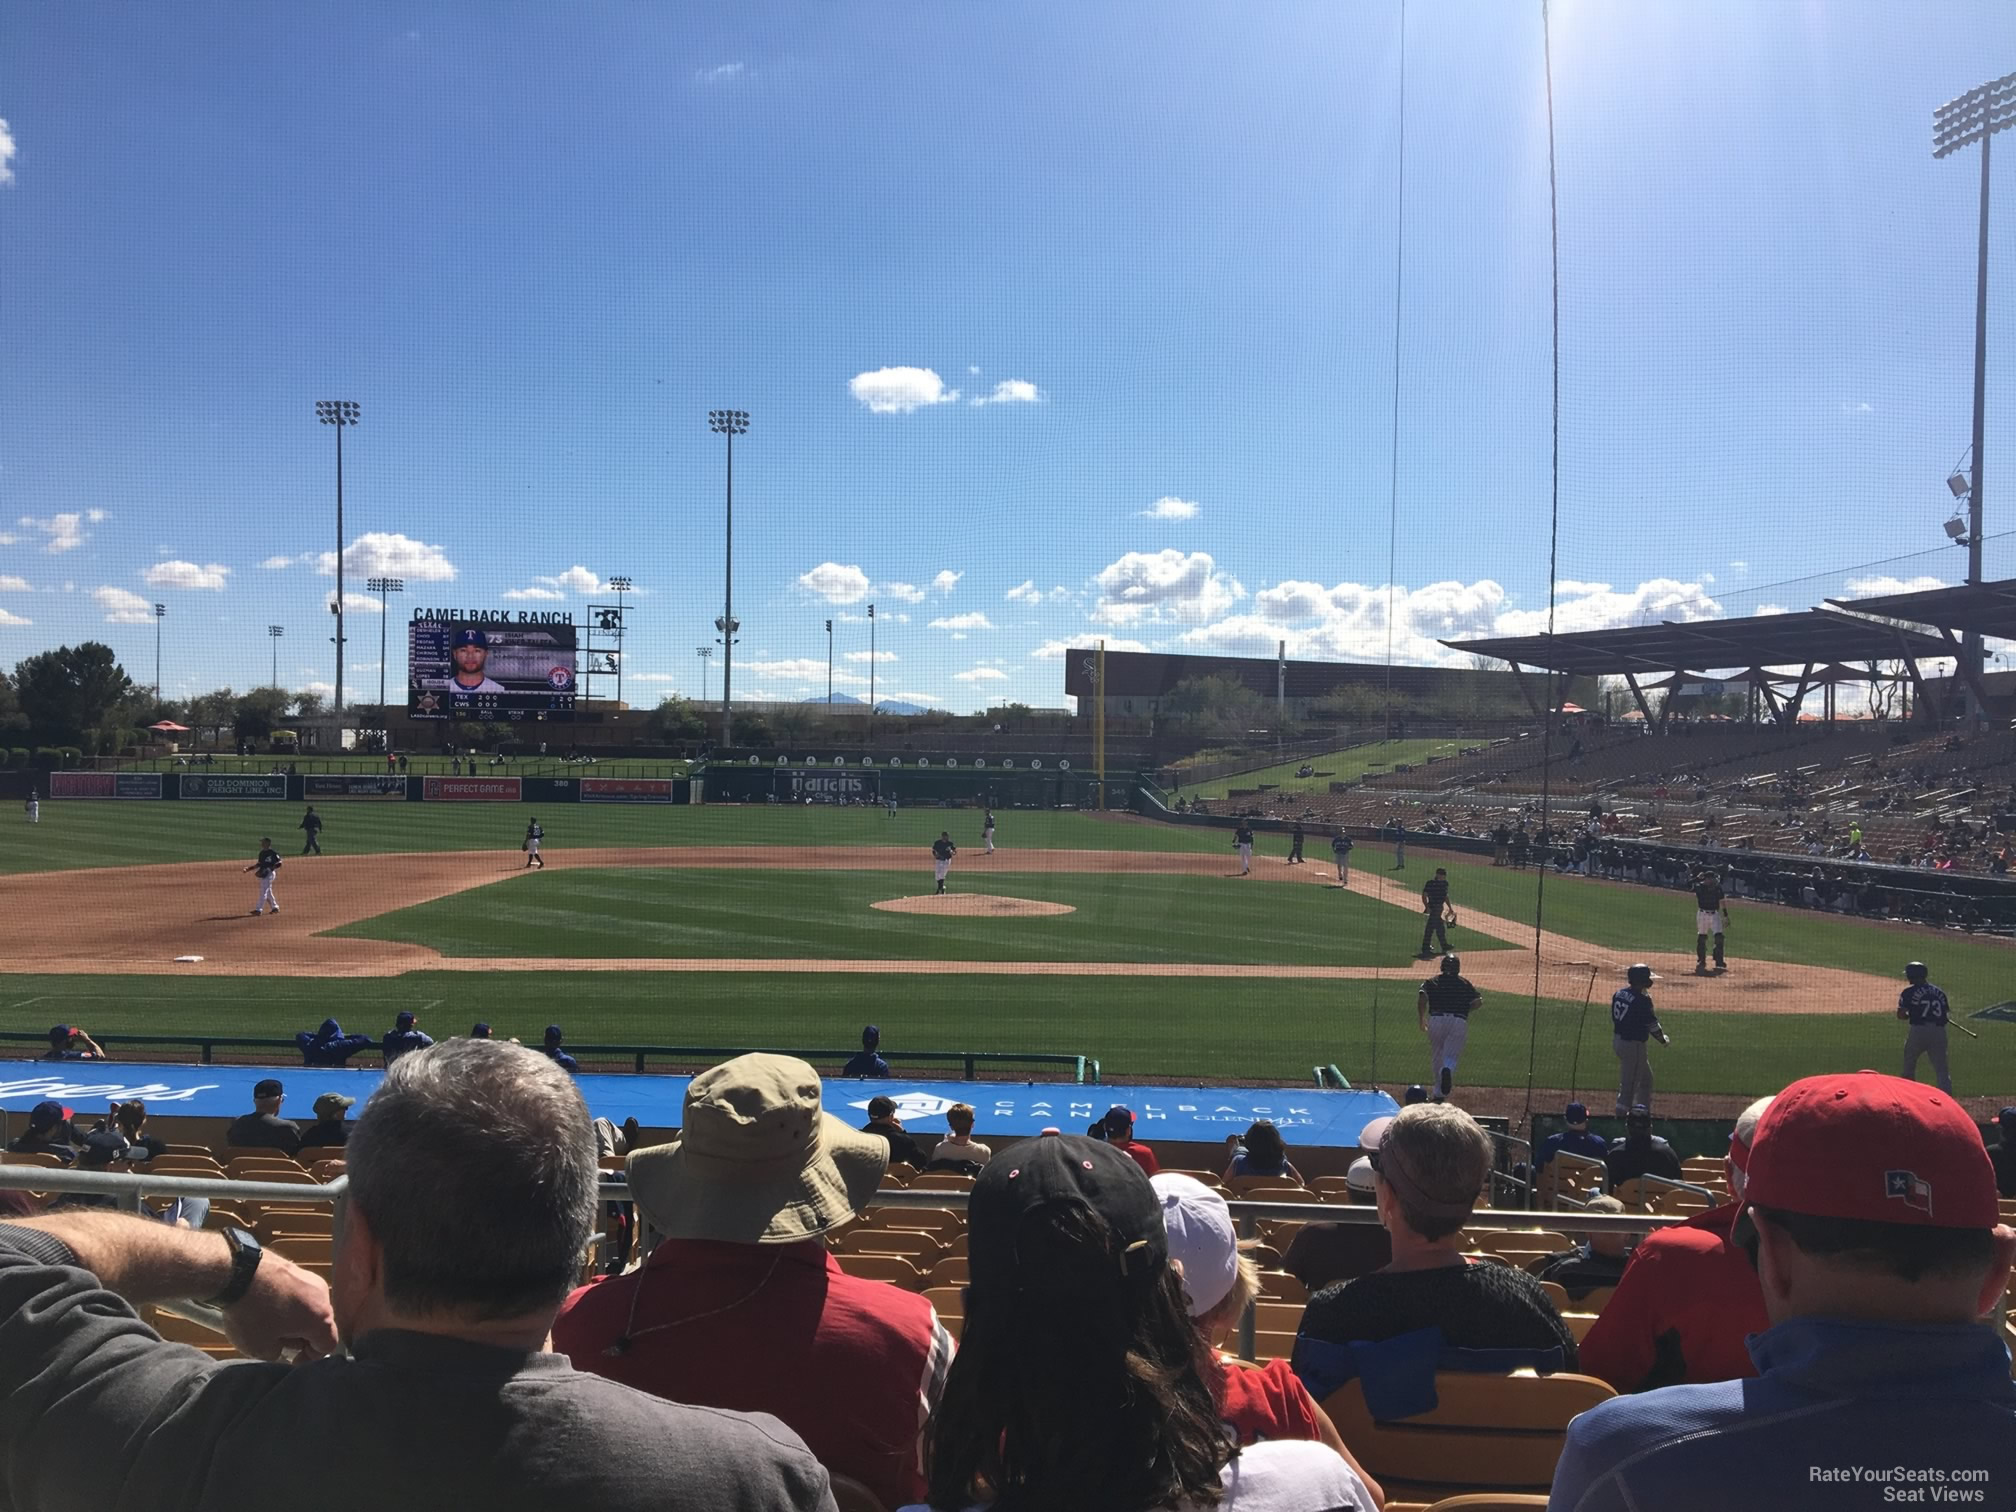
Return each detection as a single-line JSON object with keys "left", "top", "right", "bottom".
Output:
{"left": 0, "top": 1039, "right": 837, "bottom": 1511}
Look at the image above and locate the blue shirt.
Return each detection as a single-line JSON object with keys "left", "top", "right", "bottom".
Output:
{"left": 841, "top": 1050, "right": 890, "bottom": 1078}
{"left": 381, "top": 1028, "right": 434, "bottom": 1065}
{"left": 1899, "top": 983, "right": 1951, "bottom": 1027}
{"left": 544, "top": 1047, "right": 579, "bottom": 1074}
{"left": 1610, "top": 988, "right": 1659, "bottom": 1042}
{"left": 1548, "top": 1316, "right": 2016, "bottom": 1512}
{"left": 1535, "top": 1128, "right": 1608, "bottom": 1167}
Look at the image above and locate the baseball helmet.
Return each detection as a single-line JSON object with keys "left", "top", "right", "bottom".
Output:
{"left": 1403, "top": 1084, "right": 1429, "bottom": 1105}
{"left": 1626, "top": 962, "right": 1654, "bottom": 988}
{"left": 1904, "top": 961, "right": 1929, "bottom": 983}
{"left": 1440, "top": 953, "right": 1461, "bottom": 976}
{"left": 452, "top": 627, "right": 490, "bottom": 649}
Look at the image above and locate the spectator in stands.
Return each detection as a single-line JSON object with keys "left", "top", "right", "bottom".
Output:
{"left": 0, "top": 1038, "right": 835, "bottom": 1511}
{"left": 1991, "top": 1106, "right": 2016, "bottom": 1200}
{"left": 1580, "top": 1097, "right": 1772, "bottom": 1393}
{"left": 298, "top": 1092, "right": 356, "bottom": 1152}
{"left": 1224, "top": 1119, "right": 1303, "bottom": 1184}
{"left": 1536, "top": 1101, "right": 1607, "bottom": 1169}
{"left": 1531, "top": 1195, "right": 1636, "bottom": 1300}
{"left": 1403, "top": 1083, "right": 1429, "bottom": 1105}
{"left": 1604, "top": 1107, "right": 1683, "bottom": 1190}
{"left": 861, "top": 1095, "right": 929, "bottom": 1170}
{"left": 380, "top": 1010, "right": 433, "bottom": 1067}
{"left": 1103, "top": 1105, "right": 1161, "bottom": 1176}
{"left": 1550, "top": 1072, "right": 2016, "bottom": 1511}
{"left": 113, "top": 1099, "right": 167, "bottom": 1162}
{"left": 41, "top": 1024, "right": 108, "bottom": 1061}
{"left": 1282, "top": 1154, "right": 1393, "bottom": 1291}
{"left": 539, "top": 1024, "right": 579, "bottom": 1074}
{"left": 925, "top": 1102, "right": 991, "bottom": 1170}
{"left": 1511, "top": 823, "right": 1531, "bottom": 868}
{"left": 226, "top": 1078, "right": 302, "bottom": 1156}
{"left": 77, "top": 1101, "right": 156, "bottom": 1169}
{"left": 296, "top": 1017, "right": 376, "bottom": 1068}
{"left": 843, "top": 1023, "right": 891, "bottom": 1078}
{"left": 7, "top": 1100, "right": 82, "bottom": 1163}
{"left": 912, "top": 1136, "right": 1374, "bottom": 1512}
{"left": 556, "top": 1053, "right": 948, "bottom": 1510}
{"left": 1297, "top": 1105, "right": 1577, "bottom": 1365}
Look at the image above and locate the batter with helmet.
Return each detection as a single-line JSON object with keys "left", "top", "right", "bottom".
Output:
{"left": 1417, "top": 953, "right": 1482, "bottom": 1100}
{"left": 1897, "top": 960, "right": 1954, "bottom": 1094}
{"left": 1611, "top": 963, "right": 1671, "bottom": 1117}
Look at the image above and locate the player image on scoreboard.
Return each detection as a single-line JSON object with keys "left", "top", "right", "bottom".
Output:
{"left": 408, "top": 618, "right": 578, "bottom": 721}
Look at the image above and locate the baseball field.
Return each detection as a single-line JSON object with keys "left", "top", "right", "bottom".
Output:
{"left": 2, "top": 800, "right": 2011, "bottom": 1111}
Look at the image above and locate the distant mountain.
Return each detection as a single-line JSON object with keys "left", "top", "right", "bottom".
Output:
{"left": 797, "top": 693, "right": 932, "bottom": 716}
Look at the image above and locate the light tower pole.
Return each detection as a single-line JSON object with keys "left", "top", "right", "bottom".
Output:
{"left": 708, "top": 409, "right": 749, "bottom": 745}
{"left": 608, "top": 575, "right": 632, "bottom": 710}
{"left": 696, "top": 646, "right": 712, "bottom": 704}
{"left": 868, "top": 603, "right": 877, "bottom": 719}
{"left": 826, "top": 618, "right": 834, "bottom": 705}
{"left": 315, "top": 400, "right": 360, "bottom": 714}
{"left": 367, "top": 577, "right": 403, "bottom": 717}
{"left": 153, "top": 603, "right": 166, "bottom": 699}
{"left": 268, "top": 625, "right": 284, "bottom": 689}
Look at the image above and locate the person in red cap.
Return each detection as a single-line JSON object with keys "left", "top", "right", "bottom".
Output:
{"left": 1551, "top": 1072, "right": 2016, "bottom": 1512}
{"left": 1579, "top": 1097, "right": 1773, "bottom": 1393}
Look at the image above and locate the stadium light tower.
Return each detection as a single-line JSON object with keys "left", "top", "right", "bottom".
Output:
{"left": 868, "top": 603, "right": 877, "bottom": 721}
{"left": 696, "top": 645, "right": 712, "bottom": 704}
{"left": 608, "top": 575, "right": 632, "bottom": 709}
{"left": 708, "top": 410, "right": 748, "bottom": 745}
{"left": 315, "top": 400, "right": 361, "bottom": 715}
{"left": 153, "top": 603, "right": 166, "bottom": 699}
{"left": 1935, "top": 70, "right": 2015, "bottom": 706}
{"left": 268, "top": 624, "right": 284, "bottom": 689}
{"left": 826, "top": 618, "right": 833, "bottom": 705}
{"left": 367, "top": 576, "right": 403, "bottom": 716}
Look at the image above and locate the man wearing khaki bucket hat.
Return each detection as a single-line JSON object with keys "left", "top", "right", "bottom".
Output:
{"left": 555, "top": 1054, "right": 955, "bottom": 1511}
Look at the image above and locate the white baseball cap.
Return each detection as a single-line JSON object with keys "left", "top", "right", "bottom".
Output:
{"left": 1150, "top": 1172, "right": 1239, "bottom": 1318}
{"left": 1346, "top": 1155, "right": 1377, "bottom": 1193}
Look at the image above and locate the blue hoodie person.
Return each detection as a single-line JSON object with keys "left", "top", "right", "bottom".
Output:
{"left": 842, "top": 1025, "right": 890, "bottom": 1079}
{"left": 296, "top": 1018, "right": 375, "bottom": 1068}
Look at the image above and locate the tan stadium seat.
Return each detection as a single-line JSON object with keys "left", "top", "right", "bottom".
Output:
{"left": 144, "top": 1306, "right": 240, "bottom": 1360}
{"left": 922, "top": 1285, "right": 965, "bottom": 1320}
{"left": 1536, "top": 1280, "right": 1571, "bottom": 1310}
{"left": 923, "top": 1254, "right": 970, "bottom": 1289}
{"left": 1562, "top": 1313, "right": 1598, "bottom": 1342}
{"left": 1254, "top": 1300, "right": 1305, "bottom": 1334}
{"left": 1256, "top": 1271, "right": 1307, "bottom": 1304}
{"left": 1308, "top": 1175, "right": 1357, "bottom": 1200}
{"left": 254, "top": 1211, "right": 334, "bottom": 1243}
{"left": 838, "top": 1228, "right": 947, "bottom": 1262}
{"left": 867, "top": 1206, "right": 962, "bottom": 1238}
{"left": 834, "top": 1252, "right": 924, "bottom": 1290}
{"left": 0, "top": 1151, "right": 64, "bottom": 1169}
{"left": 1577, "top": 1286, "right": 1616, "bottom": 1314}
{"left": 908, "top": 1172, "right": 975, "bottom": 1193}
{"left": 1252, "top": 1329, "right": 1299, "bottom": 1361}
{"left": 161, "top": 1143, "right": 215, "bottom": 1157}
{"left": 1420, "top": 1496, "right": 1552, "bottom": 1511}
{"left": 881, "top": 1164, "right": 917, "bottom": 1186}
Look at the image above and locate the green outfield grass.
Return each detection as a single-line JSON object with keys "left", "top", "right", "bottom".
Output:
{"left": 1176, "top": 740, "right": 1459, "bottom": 800}
{"left": 328, "top": 866, "right": 1514, "bottom": 966}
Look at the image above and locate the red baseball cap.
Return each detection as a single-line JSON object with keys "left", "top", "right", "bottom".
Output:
{"left": 1744, "top": 1071, "right": 1999, "bottom": 1230}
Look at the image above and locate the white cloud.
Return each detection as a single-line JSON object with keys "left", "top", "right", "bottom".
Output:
{"left": 1091, "top": 549, "right": 1245, "bottom": 626}
{"left": 93, "top": 586, "right": 155, "bottom": 623}
{"left": 314, "top": 532, "right": 458, "bottom": 582}
{"left": 20, "top": 513, "right": 92, "bottom": 553}
{"left": 325, "top": 590, "right": 383, "bottom": 614}
{"left": 0, "top": 118, "right": 15, "bottom": 187}
{"left": 797, "top": 562, "right": 871, "bottom": 604}
{"left": 930, "top": 569, "right": 962, "bottom": 596}
{"left": 844, "top": 650, "right": 896, "bottom": 663}
{"left": 952, "top": 666, "right": 1010, "bottom": 682}
{"left": 697, "top": 61, "right": 746, "bottom": 83}
{"left": 0, "top": 575, "right": 29, "bottom": 592}
{"left": 0, "top": 607, "right": 30, "bottom": 626}
{"left": 741, "top": 658, "right": 869, "bottom": 685}
{"left": 1492, "top": 578, "right": 1720, "bottom": 637}
{"left": 1139, "top": 496, "right": 1201, "bottom": 520}
{"left": 1729, "top": 561, "right": 1749, "bottom": 573}
{"left": 881, "top": 581, "right": 927, "bottom": 604}
{"left": 848, "top": 366, "right": 959, "bottom": 413}
{"left": 1005, "top": 579, "right": 1042, "bottom": 604}
{"left": 1840, "top": 400, "right": 1874, "bottom": 415}
{"left": 967, "top": 366, "right": 982, "bottom": 376}
{"left": 930, "top": 612, "right": 996, "bottom": 631}
{"left": 502, "top": 586, "right": 566, "bottom": 601}
{"left": 1031, "top": 637, "right": 1151, "bottom": 659}
{"left": 142, "top": 560, "right": 231, "bottom": 591}
{"left": 260, "top": 555, "right": 295, "bottom": 570}
{"left": 630, "top": 673, "right": 682, "bottom": 683}
{"left": 0, "top": 533, "right": 16, "bottom": 545}
{"left": 544, "top": 565, "right": 603, "bottom": 594}
{"left": 970, "top": 379, "right": 1043, "bottom": 406}
{"left": 1843, "top": 575, "right": 1947, "bottom": 598}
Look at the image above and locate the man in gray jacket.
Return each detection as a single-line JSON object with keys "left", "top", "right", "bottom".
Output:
{"left": 0, "top": 1038, "right": 836, "bottom": 1512}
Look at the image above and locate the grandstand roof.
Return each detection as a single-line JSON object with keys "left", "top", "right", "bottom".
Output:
{"left": 1444, "top": 609, "right": 1949, "bottom": 676}
{"left": 1827, "top": 576, "right": 2016, "bottom": 640}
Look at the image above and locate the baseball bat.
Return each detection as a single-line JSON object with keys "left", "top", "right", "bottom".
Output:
{"left": 1565, "top": 962, "right": 1600, "bottom": 1101}
{"left": 1951, "top": 1020, "right": 1980, "bottom": 1041}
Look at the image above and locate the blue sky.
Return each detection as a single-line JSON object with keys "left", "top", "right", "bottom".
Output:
{"left": 3, "top": 1, "right": 2015, "bottom": 712}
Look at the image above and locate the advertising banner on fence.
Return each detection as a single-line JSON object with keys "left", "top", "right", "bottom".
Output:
{"left": 49, "top": 772, "right": 164, "bottom": 799}
{"left": 178, "top": 774, "right": 289, "bottom": 801}
{"left": 304, "top": 774, "right": 409, "bottom": 800}
{"left": 581, "top": 777, "right": 675, "bottom": 804}
{"left": 779, "top": 767, "right": 878, "bottom": 802}
{"left": 421, "top": 776, "right": 523, "bottom": 802}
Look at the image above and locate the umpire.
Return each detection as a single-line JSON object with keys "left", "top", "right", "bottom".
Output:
{"left": 1898, "top": 961, "right": 1954, "bottom": 1094}
{"left": 1418, "top": 867, "right": 1453, "bottom": 958}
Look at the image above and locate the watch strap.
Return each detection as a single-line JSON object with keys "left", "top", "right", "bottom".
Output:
{"left": 203, "top": 1227, "right": 262, "bottom": 1308}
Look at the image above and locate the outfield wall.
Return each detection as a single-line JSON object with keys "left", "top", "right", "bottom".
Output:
{"left": 43, "top": 772, "right": 692, "bottom": 804}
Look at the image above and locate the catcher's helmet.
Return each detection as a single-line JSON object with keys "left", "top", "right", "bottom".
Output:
{"left": 1440, "top": 953, "right": 1462, "bottom": 976}
{"left": 1904, "top": 961, "right": 1930, "bottom": 983}
{"left": 1626, "top": 962, "right": 1654, "bottom": 988}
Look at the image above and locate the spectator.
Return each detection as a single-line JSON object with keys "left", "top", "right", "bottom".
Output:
{"left": 1224, "top": 1119, "right": 1302, "bottom": 1184}
{"left": 540, "top": 1024, "right": 579, "bottom": 1074}
{"left": 380, "top": 1011, "right": 433, "bottom": 1067}
{"left": 1102, "top": 1105, "right": 1161, "bottom": 1176}
{"left": 470, "top": 1021, "right": 493, "bottom": 1039}
{"left": 0, "top": 1039, "right": 837, "bottom": 1511}
{"left": 1297, "top": 1105, "right": 1577, "bottom": 1365}
{"left": 299, "top": 1092, "right": 357, "bottom": 1152}
{"left": 1550, "top": 1072, "right": 2016, "bottom": 1511}
{"left": 41, "top": 1024, "right": 108, "bottom": 1061}
{"left": 842, "top": 1024, "right": 891, "bottom": 1079}
{"left": 7, "top": 1101, "right": 82, "bottom": 1164}
{"left": 296, "top": 1017, "right": 376, "bottom": 1068}
{"left": 860, "top": 1095, "right": 929, "bottom": 1170}
{"left": 1402, "top": 1084, "right": 1429, "bottom": 1106}
{"left": 1535, "top": 1102, "right": 1607, "bottom": 1169}
{"left": 226, "top": 1079, "right": 303, "bottom": 1156}
{"left": 112, "top": 1099, "right": 168, "bottom": 1162}
{"left": 1282, "top": 1155, "right": 1394, "bottom": 1291}
{"left": 907, "top": 1136, "right": 1374, "bottom": 1512}
{"left": 1580, "top": 1097, "right": 1773, "bottom": 1393}
{"left": 925, "top": 1102, "right": 991, "bottom": 1170}
{"left": 1531, "top": 1195, "right": 1637, "bottom": 1300}
{"left": 77, "top": 1101, "right": 161, "bottom": 1169}
{"left": 556, "top": 1054, "right": 948, "bottom": 1510}
{"left": 1603, "top": 1107, "right": 1683, "bottom": 1189}
{"left": 1993, "top": 1107, "right": 2016, "bottom": 1200}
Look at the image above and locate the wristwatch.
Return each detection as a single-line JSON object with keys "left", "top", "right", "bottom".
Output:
{"left": 203, "top": 1227, "right": 263, "bottom": 1308}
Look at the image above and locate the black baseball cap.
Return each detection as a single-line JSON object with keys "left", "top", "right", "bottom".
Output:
{"left": 1103, "top": 1105, "right": 1135, "bottom": 1134}
{"left": 471, "top": 1022, "right": 492, "bottom": 1038}
{"left": 968, "top": 1135, "right": 1168, "bottom": 1296}
{"left": 395, "top": 1011, "right": 417, "bottom": 1030}
{"left": 253, "top": 1078, "right": 284, "bottom": 1099}
{"left": 28, "top": 1099, "right": 70, "bottom": 1131}
{"left": 543, "top": 1024, "right": 564, "bottom": 1043}
{"left": 46, "top": 1025, "right": 72, "bottom": 1044}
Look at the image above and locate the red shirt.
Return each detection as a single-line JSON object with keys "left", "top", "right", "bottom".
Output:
{"left": 1213, "top": 1355, "right": 1323, "bottom": 1444}
{"left": 1578, "top": 1203, "right": 1769, "bottom": 1393}
{"left": 553, "top": 1239, "right": 953, "bottom": 1510}
{"left": 1115, "top": 1139, "right": 1160, "bottom": 1177}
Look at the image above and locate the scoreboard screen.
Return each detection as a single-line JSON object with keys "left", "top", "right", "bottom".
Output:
{"left": 407, "top": 616, "right": 577, "bottom": 722}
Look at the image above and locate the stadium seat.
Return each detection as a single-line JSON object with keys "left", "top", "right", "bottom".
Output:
{"left": 881, "top": 1163, "right": 917, "bottom": 1186}
{"left": 1307, "top": 1175, "right": 1357, "bottom": 1199}
{"left": 0, "top": 1151, "right": 64, "bottom": 1169}
{"left": 826, "top": 1471, "right": 890, "bottom": 1512}
{"left": 1418, "top": 1496, "right": 1551, "bottom": 1511}
{"left": 1255, "top": 1300, "right": 1305, "bottom": 1334}
{"left": 161, "top": 1143, "right": 215, "bottom": 1157}
{"left": 1535, "top": 1280, "right": 1571, "bottom": 1310}
{"left": 866, "top": 1206, "right": 962, "bottom": 1238}
{"left": 254, "top": 1211, "right": 333, "bottom": 1243}
{"left": 1256, "top": 1271, "right": 1307, "bottom": 1304}
{"left": 1561, "top": 1313, "right": 1598, "bottom": 1342}
{"left": 922, "top": 1285, "right": 966, "bottom": 1320}
{"left": 837, "top": 1228, "right": 947, "bottom": 1262}
{"left": 908, "top": 1172, "right": 975, "bottom": 1192}
{"left": 143, "top": 1156, "right": 225, "bottom": 1175}
{"left": 1577, "top": 1286, "right": 1615, "bottom": 1314}
{"left": 1318, "top": 1371, "right": 1616, "bottom": 1503}
{"left": 923, "top": 1254, "right": 970, "bottom": 1288}
{"left": 144, "top": 1305, "right": 239, "bottom": 1360}
{"left": 834, "top": 1252, "right": 924, "bottom": 1290}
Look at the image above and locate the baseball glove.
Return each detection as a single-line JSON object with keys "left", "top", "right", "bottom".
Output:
{"left": 1444, "top": 905, "right": 1458, "bottom": 926}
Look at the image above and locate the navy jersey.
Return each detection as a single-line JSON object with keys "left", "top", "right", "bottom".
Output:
{"left": 1420, "top": 975, "right": 1480, "bottom": 1017}
{"left": 1899, "top": 983, "right": 1951, "bottom": 1027}
{"left": 1422, "top": 877, "right": 1450, "bottom": 910}
{"left": 1693, "top": 878, "right": 1725, "bottom": 911}
{"left": 526, "top": 823, "right": 543, "bottom": 843}
{"left": 1234, "top": 825, "right": 1254, "bottom": 845}
{"left": 931, "top": 837, "right": 956, "bottom": 861}
{"left": 983, "top": 813, "right": 995, "bottom": 830}
{"left": 1331, "top": 834, "right": 1354, "bottom": 856}
{"left": 1611, "top": 987, "right": 1660, "bottom": 1042}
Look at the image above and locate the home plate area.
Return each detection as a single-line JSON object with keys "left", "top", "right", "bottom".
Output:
{"left": 870, "top": 893, "right": 1077, "bottom": 918}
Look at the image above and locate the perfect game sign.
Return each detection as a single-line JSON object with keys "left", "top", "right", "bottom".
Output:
{"left": 408, "top": 611, "right": 577, "bottom": 723}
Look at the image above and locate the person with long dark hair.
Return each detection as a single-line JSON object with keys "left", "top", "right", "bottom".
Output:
{"left": 905, "top": 1136, "right": 1371, "bottom": 1512}
{"left": 1224, "top": 1120, "right": 1301, "bottom": 1184}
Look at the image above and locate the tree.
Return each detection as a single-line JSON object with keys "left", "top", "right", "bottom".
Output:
{"left": 1162, "top": 675, "right": 1270, "bottom": 735}
{"left": 292, "top": 689, "right": 327, "bottom": 719}
{"left": 648, "top": 696, "right": 709, "bottom": 743}
{"left": 12, "top": 643, "right": 136, "bottom": 746}
{"left": 232, "top": 687, "right": 292, "bottom": 744}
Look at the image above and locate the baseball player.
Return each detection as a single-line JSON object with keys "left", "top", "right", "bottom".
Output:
{"left": 931, "top": 831, "right": 957, "bottom": 894}
{"left": 1610, "top": 962, "right": 1671, "bottom": 1116}
{"left": 1691, "top": 867, "right": 1728, "bottom": 974}
{"left": 1288, "top": 821, "right": 1305, "bottom": 865}
{"left": 1418, "top": 867, "right": 1454, "bottom": 959}
{"left": 435, "top": 627, "right": 507, "bottom": 695}
{"left": 983, "top": 810, "right": 996, "bottom": 855}
{"left": 244, "top": 836, "right": 282, "bottom": 915}
{"left": 299, "top": 805, "right": 324, "bottom": 856}
{"left": 886, "top": 791, "right": 898, "bottom": 818}
{"left": 1418, "top": 953, "right": 1482, "bottom": 1100}
{"left": 1898, "top": 960, "right": 1954, "bottom": 1094}
{"left": 1330, "top": 827, "right": 1354, "bottom": 884}
{"left": 1234, "top": 821, "right": 1254, "bottom": 876}
{"left": 523, "top": 817, "right": 544, "bottom": 869}
{"left": 24, "top": 789, "right": 38, "bottom": 824}
{"left": 1391, "top": 819, "right": 1407, "bottom": 869}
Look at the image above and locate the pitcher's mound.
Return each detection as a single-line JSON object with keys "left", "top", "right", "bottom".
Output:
{"left": 873, "top": 893, "right": 1075, "bottom": 918}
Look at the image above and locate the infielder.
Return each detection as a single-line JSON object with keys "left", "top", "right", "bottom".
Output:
{"left": 1331, "top": 827, "right": 1354, "bottom": 884}
{"left": 1610, "top": 962, "right": 1670, "bottom": 1116}
{"left": 24, "top": 790, "right": 38, "bottom": 824}
{"left": 1898, "top": 960, "right": 1953, "bottom": 1094}
{"left": 523, "top": 817, "right": 544, "bottom": 869}
{"left": 931, "top": 831, "right": 957, "bottom": 894}
{"left": 1391, "top": 819, "right": 1407, "bottom": 870}
{"left": 244, "top": 837, "right": 282, "bottom": 915}
{"left": 983, "top": 810, "right": 996, "bottom": 855}
{"left": 1234, "top": 822, "right": 1254, "bottom": 876}
{"left": 1418, "top": 953, "right": 1482, "bottom": 1100}
{"left": 1418, "top": 867, "right": 1454, "bottom": 959}
{"left": 1691, "top": 867, "right": 1728, "bottom": 974}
